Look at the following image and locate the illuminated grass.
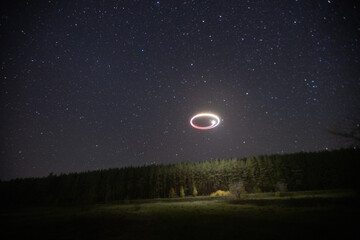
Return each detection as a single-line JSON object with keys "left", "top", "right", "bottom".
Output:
{"left": 1, "top": 189, "right": 358, "bottom": 240}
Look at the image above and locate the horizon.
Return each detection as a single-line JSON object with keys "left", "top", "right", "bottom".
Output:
{"left": 3, "top": 147, "right": 357, "bottom": 181}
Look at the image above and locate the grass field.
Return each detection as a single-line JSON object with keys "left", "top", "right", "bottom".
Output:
{"left": 1, "top": 189, "right": 359, "bottom": 240}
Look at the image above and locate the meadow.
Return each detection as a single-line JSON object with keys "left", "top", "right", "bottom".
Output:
{"left": 1, "top": 189, "right": 358, "bottom": 240}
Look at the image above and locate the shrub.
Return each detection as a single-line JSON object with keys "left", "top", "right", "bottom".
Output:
{"left": 169, "top": 187, "right": 177, "bottom": 198}
{"left": 180, "top": 186, "right": 185, "bottom": 198}
{"left": 229, "top": 181, "right": 247, "bottom": 199}
{"left": 274, "top": 191, "right": 282, "bottom": 197}
{"left": 210, "top": 190, "right": 231, "bottom": 197}
{"left": 275, "top": 191, "right": 293, "bottom": 197}
{"left": 192, "top": 185, "right": 198, "bottom": 197}
{"left": 275, "top": 182, "right": 288, "bottom": 192}
{"left": 253, "top": 186, "right": 262, "bottom": 193}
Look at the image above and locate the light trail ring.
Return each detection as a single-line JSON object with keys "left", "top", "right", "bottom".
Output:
{"left": 190, "top": 113, "right": 220, "bottom": 130}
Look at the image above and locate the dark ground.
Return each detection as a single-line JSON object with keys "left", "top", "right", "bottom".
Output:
{"left": 1, "top": 190, "right": 359, "bottom": 240}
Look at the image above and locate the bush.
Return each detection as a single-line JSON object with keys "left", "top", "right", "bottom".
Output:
{"left": 275, "top": 191, "right": 293, "bottom": 197}
{"left": 253, "top": 186, "right": 262, "bottom": 193}
{"left": 192, "top": 185, "right": 198, "bottom": 197}
{"left": 229, "top": 181, "right": 247, "bottom": 199}
{"left": 210, "top": 190, "right": 231, "bottom": 197}
{"left": 169, "top": 187, "right": 177, "bottom": 198}
{"left": 274, "top": 191, "right": 282, "bottom": 197}
{"left": 275, "top": 182, "right": 288, "bottom": 192}
{"left": 180, "top": 186, "right": 185, "bottom": 198}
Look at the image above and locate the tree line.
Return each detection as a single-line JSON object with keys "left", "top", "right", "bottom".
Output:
{"left": 1, "top": 148, "right": 359, "bottom": 206}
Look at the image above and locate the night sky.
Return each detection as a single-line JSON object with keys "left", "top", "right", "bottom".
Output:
{"left": 1, "top": 1, "right": 359, "bottom": 180}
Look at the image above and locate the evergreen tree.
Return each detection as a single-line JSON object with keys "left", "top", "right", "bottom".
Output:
{"left": 1, "top": 149, "right": 360, "bottom": 205}
{"left": 192, "top": 185, "right": 198, "bottom": 196}
{"left": 180, "top": 186, "right": 185, "bottom": 198}
{"left": 169, "top": 187, "right": 177, "bottom": 198}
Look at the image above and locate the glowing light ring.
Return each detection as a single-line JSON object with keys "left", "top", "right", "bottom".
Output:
{"left": 190, "top": 113, "right": 220, "bottom": 130}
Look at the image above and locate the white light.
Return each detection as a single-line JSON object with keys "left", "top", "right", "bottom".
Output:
{"left": 190, "top": 113, "right": 220, "bottom": 130}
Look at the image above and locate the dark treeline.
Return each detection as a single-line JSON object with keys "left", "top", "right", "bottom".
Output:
{"left": 1, "top": 149, "right": 359, "bottom": 206}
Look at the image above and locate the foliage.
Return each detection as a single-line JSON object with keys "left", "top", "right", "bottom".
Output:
{"left": 275, "top": 182, "right": 288, "bottom": 192}
{"left": 229, "top": 181, "right": 246, "bottom": 199}
{"left": 169, "top": 187, "right": 177, "bottom": 198}
{"left": 252, "top": 186, "right": 262, "bottom": 193}
{"left": 210, "top": 190, "right": 231, "bottom": 197}
{"left": 0, "top": 148, "right": 359, "bottom": 206}
{"left": 192, "top": 185, "right": 198, "bottom": 197}
{"left": 180, "top": 186, "right": 185, "bottom": 198}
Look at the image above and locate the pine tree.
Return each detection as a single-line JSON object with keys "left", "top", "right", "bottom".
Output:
{"left": 169, "top": 187, "right": 177, "bottom": 198}
{"left": 192, "top": 185, "right": 198, "bottom": 196}
{"left": 180, "top": 186, "right": 185, "bottom": 198}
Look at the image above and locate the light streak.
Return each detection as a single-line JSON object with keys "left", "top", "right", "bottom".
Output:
{"left": 190, "top": 113, "right": 220, "bottom": 130}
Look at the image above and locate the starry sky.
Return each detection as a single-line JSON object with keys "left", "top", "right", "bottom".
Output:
{"left": 1, "top": 0, "right": 359, "bottom": 180}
